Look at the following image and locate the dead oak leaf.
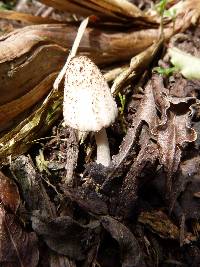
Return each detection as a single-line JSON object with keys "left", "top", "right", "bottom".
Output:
{"left": 112, "top": 80, "right": 157, "bottom": 169}
{"left": 151, "top": 74, "right": 196, "bottom": 199}
{"left": 157, "top": 110, "right": 196, "bottom": 173}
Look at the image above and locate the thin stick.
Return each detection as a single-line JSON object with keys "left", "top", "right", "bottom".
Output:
{"left": 53, "top": 17, "right": 89, "bottom": 90}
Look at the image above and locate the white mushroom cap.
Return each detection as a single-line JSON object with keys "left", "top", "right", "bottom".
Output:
{"left": 63, "top": 56, "right": 118, "bottom": 132}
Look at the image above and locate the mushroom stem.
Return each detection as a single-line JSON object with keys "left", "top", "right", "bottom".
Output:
{"left": 95, "top": 128, "right": 111, "bottom": 167}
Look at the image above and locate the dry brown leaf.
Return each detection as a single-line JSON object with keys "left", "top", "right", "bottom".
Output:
{"left": 138, "top": 210, "right": 180, "bottom": 240}
{"left": 0, "top": 171, "right": 20, "bottom": 213}
{"left": 86, "top": 0, "right": 143, "bottom": 17}
{"left": 38, "top": 0, "right": 143, "bottom": 21}
{"left": 62, "top": 186, "right": 108, "bottom": 215}
{"left": 171, "top": 157, "right": 200, "bottom": 221}
{"left": 0, "top": 204, "right": 39, "bottom": 267}
{"left": 0, "top": 10, "right": 60, "bottom": 24}
{"left": 151, "top": 74, "right": 197, "bottom": 198}
{"left": 31, "top": 212, "right": 100, "bottom": 260}
{"left": 118, "top": 141, "right": 159, "bottom": 217}
{"left": 112, "top": 73, "right": 196, "bottom": 216}
{"left": 10, "top": 155, "right": 56, "bottom": 216}
{"left": 10, "top": 155, "right": 75, "bottom": 266}
{"left": 112, "top": 82, "right": 157, "bottom": 169}
{"left": 38, "top": 0, "right": 200, "bottom": 27}
{"left": 101, "top": 216, "right": 145, "bottom": 267}
{"left": 163, "top": 0, "right": 200, "bottom": 39}
{"left": 0, "top": 73, "right": 56, "bottom": 132}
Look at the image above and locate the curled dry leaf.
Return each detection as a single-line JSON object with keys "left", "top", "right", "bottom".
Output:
{"left": 62, "top": 186, "right": 108, "bottom": 215}
{"left": 101, "top": 216, "right": 146, "bottom": 267}
{"left": 0, "top": 204, "right": 39, "bottom": 267}
{"left": 112, "top": 81, "right": 157, "bottom": 169}
{"left": 151, "top": 74, "right": 197, "bottom": 199}
{"left": 0, "top": 73, "right": 57, "bottom": 133}
{"left": 39, "top": 0, "right": 200, "bottom": 29}
{"left": 10, "top": 155, "right": 75, "bottom": 267}
{"left": 118, "top": 141, "right": 159, "bottom": 217}
{"left": 112, "top": 73, "right": 196, "bottom": 215}
{"left": 0, "top": 171, "right": 20, "bottom": 213}
{"left": 31, "top": 212, "right": 100, "bottom": 260}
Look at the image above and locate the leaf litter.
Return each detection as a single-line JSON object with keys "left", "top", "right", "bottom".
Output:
{"left": 1, "top": 0, "right": 200, "bottom": 266}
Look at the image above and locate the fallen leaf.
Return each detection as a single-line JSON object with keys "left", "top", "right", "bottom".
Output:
{"left": 175, "top": 157, "right": 200, "bottom": 221}
{"left": 0, "top": 204, "right": 39, "bottom": 267}
{"left": 151, "top": 74, "right": 196, "bottom": 200}
{"left": 31, "top": 211, "right": 100, "bottom": 260}
{"left": 0, "top": 171, "right": 20, "bottom": 213}
{"left": 62, "top": 186, "right": 108, "bottom": 215}
{"left": 118, "top": 141, "right": 159, "bottom": 217}
{"left": 112, "top": 81, "right": 157, "bottom": 169}
{"left": 10, "top": 155, "right": 75, "bottom": 267}
{"left": 0, "top": 10, "right": 60, "bottom": 24}
{"left": 38, "top": 0, "right": 143, "bottom": 21}
{"left": 101, "top": 216, "right": 146, "bottom": 267}
{"left": 10, "top": 155, "right": 56, "bottom": 217}
{"left": 138, "top": 210, "right": 180, "bottom": 240}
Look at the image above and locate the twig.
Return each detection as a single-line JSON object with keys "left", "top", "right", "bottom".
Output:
{"left": 53, "top": 17, "right": 89, "bottom": 90}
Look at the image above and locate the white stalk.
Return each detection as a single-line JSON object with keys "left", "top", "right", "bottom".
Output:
{"left": 95, "top": 128, "right": 111, "bottom": 167}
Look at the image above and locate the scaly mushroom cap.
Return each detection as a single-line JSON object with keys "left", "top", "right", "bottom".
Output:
{"left": 63, "top": 56, "right": 118, "bottom": 132}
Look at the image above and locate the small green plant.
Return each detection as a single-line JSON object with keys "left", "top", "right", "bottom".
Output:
{"left": 164, "top": 8, "right": 177, "bottom": 33}
{"left": 155, "top": 0, "right": 168, "bottom": 36}
{"left": 36, "top": 149, "right": 50, "bottom": 175}
{"left": 118, "top": 93, "right": 126, "bottom": 133}
{"left": 155, "top": 0, "right": 177, "bottom": 36}
{"left": 118, "top": 92, "right": 126, "bottom": 115}
{"left": 0, "top": 1, "right": 14, "bottom": 10}
{"left": 153, "top": 66, "right": 177, "bottom": 76}
{"left": 155, "top": 0, "right": 168, "bottom": 15}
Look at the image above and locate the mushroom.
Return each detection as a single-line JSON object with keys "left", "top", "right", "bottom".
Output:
{"left": 63, "top": 56, "right": 118, "bottom": 167}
